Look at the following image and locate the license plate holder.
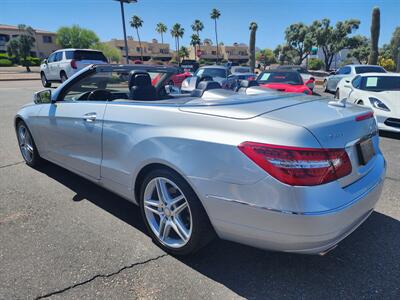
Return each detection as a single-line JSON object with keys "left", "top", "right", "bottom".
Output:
{"left": 357, "top": 138, "right": 375, "bottom": 165}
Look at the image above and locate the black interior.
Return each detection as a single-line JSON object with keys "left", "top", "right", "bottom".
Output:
{"left": 128, "top": 71, "right": 157, "bottom": 100}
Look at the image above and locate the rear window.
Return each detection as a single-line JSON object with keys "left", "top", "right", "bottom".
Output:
{"left": 257, "top": 71, "right": 303, "bottom": 85}
{"left": 70, "top": 50, "right": 107, "bottom": 62}
{"left": 355, "top": 66, "right": 386, "bottom": 74}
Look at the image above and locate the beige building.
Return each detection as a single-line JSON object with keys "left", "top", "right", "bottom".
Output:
{"left": 106, "top": 38, "right": 172, "bottom": 62}
{"left": 189, "top": 41, "right": 249, "bottom": 63}
{"left": 0, "top": 24, "right": 58, "bottom": 58}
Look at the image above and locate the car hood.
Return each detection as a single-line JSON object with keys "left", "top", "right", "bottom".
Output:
{"left": 367, "top": 90, "right": 400, "bottom": 115}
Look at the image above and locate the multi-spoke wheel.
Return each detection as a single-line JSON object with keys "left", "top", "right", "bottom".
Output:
{"left": 16, "top": 121, "right": 42, "bottom": 167}
{"left": 140, "top": 168, "right": 214, "bottom": 255}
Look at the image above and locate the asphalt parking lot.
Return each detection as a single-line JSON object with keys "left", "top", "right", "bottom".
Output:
{"left": 1, "top": 81, "right": 399, "bottom": 300}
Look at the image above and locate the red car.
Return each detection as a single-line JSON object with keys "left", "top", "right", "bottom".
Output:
{"left": 257, "top": 70, "right": 313, "bottom": 95}
{"left": 152, "top": 67, "right": 192, "bottom": 88}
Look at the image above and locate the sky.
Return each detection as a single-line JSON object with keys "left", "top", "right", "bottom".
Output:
{"left": 2, "top": 0, "right": 400, "bottom": 49}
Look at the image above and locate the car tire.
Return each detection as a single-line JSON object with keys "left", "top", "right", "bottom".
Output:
{"left": 139, "top": 168, "right": 214, "bottom": 256}
{"left": 60, "top": 72, "right": 68, "bottom": 83}
{"left": 41, "top": 72, "right": 51, "bottom": 88}
{"left": 16, "top": 120, "right": 43, "bottom": 168}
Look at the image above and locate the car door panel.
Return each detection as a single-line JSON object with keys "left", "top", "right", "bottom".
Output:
{"left": 36, "top": 101, "right": 106, "bottom": 179}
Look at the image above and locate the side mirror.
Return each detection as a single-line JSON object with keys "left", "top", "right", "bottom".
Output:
{"left": 43, "top": 58, "right": 48, "bottom": 64}
{"left": 33, "top": 89, "right": 52, "bottom": 104}
{"left": 305, "top": 78, "right": 315, "bottom": 89}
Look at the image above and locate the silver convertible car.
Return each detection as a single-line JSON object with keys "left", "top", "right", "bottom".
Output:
{"left": 15, "top": 64, "right": 386, "bottom": 256}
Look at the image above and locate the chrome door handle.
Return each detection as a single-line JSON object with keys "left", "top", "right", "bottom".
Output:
{"left": 83, "top": 112, "right": 97, "bottom": 122}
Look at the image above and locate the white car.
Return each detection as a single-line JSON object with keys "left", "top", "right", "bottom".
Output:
{"left": 337, "top": 72, "right": 400, "bottom": 132}
{"left": 324, "top": 64, "right": 386, "bottom": 95}
{"left": 40, "top": 49, "right": 108, "bottom": 87}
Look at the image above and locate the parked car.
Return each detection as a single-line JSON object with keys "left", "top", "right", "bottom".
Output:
{"left": 180, "top": 60, "right": 200, "bottom": 73}
{"left": 323, "top": 64, "right": 386, "bottom": 95}
{"left": 181, "top": 65, "right": 230, "bottom": 92}
{"left": 336, "top": 73, "right": 400, "bottom": 133}
{"left": 256, "top": 69, "right": 313, "bottom": 95}
{"left": 226, "top": 73, "right": 256, "bottom": 90}
{"left": 230, "top": 66, "right": 252, "bottom": 74}
{"left": 16, "top": 64, "right": 385, "bottom": 256}
{"left": 152, "top": 67, "right": 192, "bottom": 88}
{"left": 40, "top": 49, "right": 108, "bottom": 87}
{"left": 276, "top": 65, "right": 315, "bottom": 91}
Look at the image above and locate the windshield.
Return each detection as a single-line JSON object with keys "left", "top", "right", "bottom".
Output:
{"left": 257, "top": 71, "right": 303, "bottom": 85}
{"left": 355, "top": 66, "right": 386, "bottom": 74}
{"left": 360, "top": 76, "right": 400, "bottom": 91}
{"left": 278, "top": 66, "right": 309, "bottom": 74}
{"left": 195, "top": 68, "right": 227, "bottom": 78}
{"left": 231, "top": 67, "right": 251, "bottom": 73}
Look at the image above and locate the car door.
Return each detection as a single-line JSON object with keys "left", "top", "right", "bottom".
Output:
{"left": 328, "top": 67, "right": 348, "bottom": 91}
{"left": 36, "top": 71, "right": 108, "bottom": 180}
{"left": 346, "top": 75, "right": 363, "bottom": 104}
{"left": 45, "top": 53, "right": 56, "bottom": 80}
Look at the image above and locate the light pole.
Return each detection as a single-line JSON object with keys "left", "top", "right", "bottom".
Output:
{"left": 114, "top": 0, "right": 137, "bottom": 64}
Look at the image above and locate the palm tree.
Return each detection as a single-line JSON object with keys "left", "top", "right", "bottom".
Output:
{"left": 179, "top": 46, "right": 189, "bottom": 59}
{"left": 210, "top": 8, "right": 221, "bottom": 63}
{"left": 191, "top": 19, "right": 204, "bottom": 40}
{"left": 130, "top": 15, "right": 144, "bottom": 61}
{"left": 171, "top": 23, "right": 184, "bottom": 65}
{"left": 249, "top": 22, "right": 258, "bottom": 72}
{"left": 190, "top": 34, "right": 200, "bottom": 60}
{"left": 155, "top": 22, "right": 167, "bottom": 44}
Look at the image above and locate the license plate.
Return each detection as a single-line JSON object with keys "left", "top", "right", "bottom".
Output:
{"left": 357, "top": 138, "right": 375, "bottom": 165}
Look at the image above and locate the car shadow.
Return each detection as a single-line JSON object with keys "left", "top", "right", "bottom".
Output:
{"left": 36, "top": 162, "right": 400, "bottom": 299}
{"left": 379, "top": 130, "right": 400, "bottom": 140}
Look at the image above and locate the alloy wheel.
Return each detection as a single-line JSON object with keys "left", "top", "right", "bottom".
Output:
{"left": 143, "top": 177, "right": 192, "bottom": 248}
{"left": 18, "top": 124, "right": 34, "bottom": 163}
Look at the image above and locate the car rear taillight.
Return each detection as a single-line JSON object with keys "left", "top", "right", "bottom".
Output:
{"left": 70, "top": 59, "right": 77, "bottom": 69}
{"left": 247, "top": 76, "right": 255, "bottom": 81}
{"left": 238, "top": 142, "right": 352, "bottom": 186}
{"left": 355, "top": 111, "right": 374, "bottom": 122}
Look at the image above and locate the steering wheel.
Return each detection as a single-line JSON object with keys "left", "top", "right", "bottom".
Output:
{"left": 87, "top": 89, "right": 113, "bottom": 101}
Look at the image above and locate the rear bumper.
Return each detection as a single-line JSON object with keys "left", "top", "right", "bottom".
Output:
{"left": 193, "top": 154, "right": 386, "bottom": 254}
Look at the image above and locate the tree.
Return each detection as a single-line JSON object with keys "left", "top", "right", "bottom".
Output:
{"left": 203, "top": 38, "right": 213, "bottom": 45}
{"left": 284, "top": 23, "right": 313, "bottom": 64}
{"left": 191, "top": 20, "right": 204, "bottom": 40}
{"left": 155, "top": 22, "right": 167, "bottom": 44}
{"left": 210, "top": 8, "right": 221, "bottom": 63}
{"left": 389, "top": 27, "right": 400, "bottom": 72}
{"left": 310, "top": 18, "right": 360, "bottom": 71}
{"left": 130, "top": 15, "right": 144, "bottom": 61}
{"left": 308, "top": 58, "right": 324, "bottom": 70}
{"left": 378, "top": 57, "right": 396, "bottom": 71}
{"left": 92, "top": 43, "right": 121, "bottom": 63}
{"left": 368, "top": 7, "right": 380, "bottom": 65}
{"left": 274, "top": 44, "right": 297, "bottom": 65}
{"left": 190, "top": 34, "right": 200, "bottom": 60}
{"left": 249, "top": 22, "right": 258, "bottom": 71}
{"left": 56, "top": 25, "right": 99, "bottom": 48}
{"left": 170, "top": 23, "right": 184, "bottom": 65}
{"left": 256, "top": 49, "right": 276, "bottom": 68}
{"left": 179, "top": 46, "right": 189, "bottom": 59}
{"left": 347, "top": 35, "right": 370, "bottom": 64}
{"left": 6, "top": 24, "right": 35, "bottom": 72}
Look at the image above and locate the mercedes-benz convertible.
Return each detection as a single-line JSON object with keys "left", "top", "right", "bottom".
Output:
{"left": 15, "top": 64, "right": 386, "bottom": 256}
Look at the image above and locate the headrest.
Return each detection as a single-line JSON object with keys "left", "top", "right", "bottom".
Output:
{"left": 134, "top": 74, "right": 151, "bottom": 86}
{"left": 197, "top": 81, "right": 221, "bottom": 91}
{"left": 240, "top": 80, "right": 259, "bottom": 88}
{"left": 190, "top": 81, "right": 221, "bottom": 97}
{"left": 128, "top": 71, "right": 151, "bottom": 88}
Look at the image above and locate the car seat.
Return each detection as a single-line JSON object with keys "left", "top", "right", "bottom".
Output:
{"left": 128, "top": 72, "right": 157, "bottom": 100}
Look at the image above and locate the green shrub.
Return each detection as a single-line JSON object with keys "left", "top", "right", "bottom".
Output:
{"left": 0, "top": 53, "right": 10, "bottom": 59}
{"left": 20, "top": 56, "right": 41, "bottom": 66}
{"left": 0, "top": 59, "right": 13, "bottom": 66}
{"left": 308, "top": 58, "right": 324, "bottom": 70}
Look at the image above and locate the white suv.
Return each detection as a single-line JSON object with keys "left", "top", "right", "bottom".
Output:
{"left": 40, "top": 49, "right": 108, "bottom": 87}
